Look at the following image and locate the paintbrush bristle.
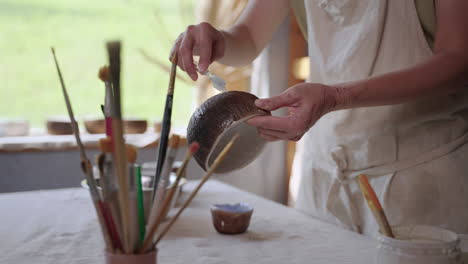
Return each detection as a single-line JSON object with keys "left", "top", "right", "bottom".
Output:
{"left": 106, "top": 40, "right": 122, "bottom": 117}
{"left": 99, "top": 66, "right": 111, "bottom": 82}
{"left": 106, "top": 41, "right": 121, "bottom": 57}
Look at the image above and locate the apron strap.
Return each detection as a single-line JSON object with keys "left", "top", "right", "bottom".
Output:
{"left": 344, "top": 131, "right": 468, "bottom": 182}
{"left": 326, "top": 131, "right": 468, "bottom": 233}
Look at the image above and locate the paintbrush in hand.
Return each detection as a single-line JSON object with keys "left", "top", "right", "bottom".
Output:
{"left": 152, "top": 53, "right": 178, "bottom": 201}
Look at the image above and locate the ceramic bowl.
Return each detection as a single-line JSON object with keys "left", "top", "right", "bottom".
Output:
{"left": 123, "top": 118, "right": 148, "bottom": 134}
{"left": 210, "top": 203, "right": 253, "bottom": 234}
{"left": 84, "top": 118, "right": 148, "bottom": 134}
{"left": 154, "top": 121, "right": 162, "bottom": 133}
{"left": 0, "top": 119, "right": 29, "bottom": 136}
{"left": 46, "top": 117, "right": 73, "bottom": 135}
{"left": 187, "top": 91, "right": 270, "bottom": 173}
{"left": 83, "top": 118, "right": 106, "bottom": 134}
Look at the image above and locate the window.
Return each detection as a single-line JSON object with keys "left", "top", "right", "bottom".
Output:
{"left": 0, "top": 0, "right": 195, "bottom": 136}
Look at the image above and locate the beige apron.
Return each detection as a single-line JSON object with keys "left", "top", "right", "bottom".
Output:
{"left": 289, "top": 0, "right": 468, "bottom": 236}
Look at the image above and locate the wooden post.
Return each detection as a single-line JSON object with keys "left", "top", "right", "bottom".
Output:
{"left": 286, "top": 10, "right": 308, "bottom": 207}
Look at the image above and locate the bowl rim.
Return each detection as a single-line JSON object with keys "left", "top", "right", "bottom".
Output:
{"left": 211, "top": 202, "right": 254, "bottom": 213}
{"left": 205, "top": 114, "right": 266, "bottom": 172}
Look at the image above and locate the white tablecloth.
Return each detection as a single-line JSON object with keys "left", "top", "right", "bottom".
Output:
{"left": 0, "top": 180, "right": 377, "bottom": 263}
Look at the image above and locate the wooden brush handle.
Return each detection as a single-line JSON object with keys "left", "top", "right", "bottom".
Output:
{"left": 357, "top": 174, "right": 394, "bottom": 238}
{"left": 140, "top": 151, "right": 192, "bottom": 253}
{"left": 168, "top": 53, "right": 178, "bottom": 95}
{"left": 98, "top": 138, "right": 137, "bottom": 163}
{"left": 153, "top": 135, "right": 239, "bottom": 247}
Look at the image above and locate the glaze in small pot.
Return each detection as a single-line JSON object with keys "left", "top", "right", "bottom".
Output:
{"left": 187, "top": 91, "right": 270, "bottom": 173}
{"left": 211, "top": 203, "right": 254, "bottom": 234}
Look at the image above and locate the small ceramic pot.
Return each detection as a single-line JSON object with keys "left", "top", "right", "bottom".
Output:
{"left": 105, "top": 249, "right": 157, "bottom": 264}
{"left": 377, "top": 225, "right": 462, "bottom": 264}
{"left": 84, "top": 118, "right": 147, "bottom": 134}
{"left": 83, "top": 118, "right": 106, "bottom": 134}
{"left": 123, "top": 118, "right": 147, "bottom": 134}
{"left": 211, "top": 203, "right": 253, "bottom": 234}
{"left": 187, "top": 91, "right": 270, "bottom": 173}
{"left": 0, "top": 119, "right": 29, "bottom": 136}
{"left": 46, "top": 117, "right": 73, "bottom": 135}
{"left": 154, "top": 120, "right": 162, "bottom": 133}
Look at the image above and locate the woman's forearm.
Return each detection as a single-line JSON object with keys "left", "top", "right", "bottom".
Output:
{"left": 333, "top": 51, "right": 468, "bottom": 110}
{"left": 216, "top": 0, "right": 289, "bottom": 67}
{"left": 333, "top": 0, "right": 468, "bottom": 110}
{"left": 217, "top": 26, "right": 259, "bottom": 67}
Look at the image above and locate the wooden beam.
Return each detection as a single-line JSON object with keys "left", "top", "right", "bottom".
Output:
{"left": 286, "top": 10, "right": 307, "bottom": 207}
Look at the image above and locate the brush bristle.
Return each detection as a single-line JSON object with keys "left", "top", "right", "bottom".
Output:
{"left": 168, "top": 134, "right": 181, "bottom": 148}
{"left": 189, "top": 142, "right": 200, "bottom": 154}
{"left": 106, "top": 41, "right": 121, "bottom": 53}
{"left": 106, "top": 40, "right": 122, "bottom": 116}
{"left": 98, "top": 66, "right": 110, "bottom": 82}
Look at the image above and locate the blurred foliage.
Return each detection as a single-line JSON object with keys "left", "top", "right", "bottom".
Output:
{"left": 0, "top": 0, "right": 195, "bottom": 128}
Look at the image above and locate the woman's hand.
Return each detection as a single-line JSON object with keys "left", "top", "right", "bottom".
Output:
{"left": 170, "top": 22, "right": 225, "bottom": 81}
{"left": 169, "top": 1, "right": 290, "bottom": 81}
{"left": 246, "top": 83, "right": 339, "bottom": 141}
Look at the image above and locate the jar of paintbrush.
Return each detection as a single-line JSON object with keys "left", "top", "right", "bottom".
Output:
{"left": 106, "top": 250, "right": 158, "bottom": 264}
{"left": 357, "top": 175, "right": 462, "bottom": 264}
{"left": 376, "top": 225, "right": 462, "bottom": 264}
{"left": 95, "top": 135, "right": 184, "bottom": 263}
{"left": 53, "top": 41, "right": 242, "bottom": 264}
{"left": 51, "top": 45, "right": 161, "bottom": 263}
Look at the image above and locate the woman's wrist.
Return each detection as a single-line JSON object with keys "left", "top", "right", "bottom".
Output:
{"left": 327, "top": 84, "right": 353, "bottom": 112}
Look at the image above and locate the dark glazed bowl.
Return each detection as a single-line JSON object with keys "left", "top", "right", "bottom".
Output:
{"left": 46, "top": 118, "right": 73, "bottom": 135}
{"left": 84, "top": 118, "right": 106, "bottom": 134}
{"left": 211, "top": 203, "right": 254, "bottom": 234}
{"left": 187, "top": 91, "right": 270, "bottom": 173}
{"left": 84, "top": 118, "right": 148, "bottom": 134}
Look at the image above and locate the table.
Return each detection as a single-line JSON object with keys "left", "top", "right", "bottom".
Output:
{"left": 0, "top": 180, "right": 377, "bottom": 264}
{"left": 0, "top": 133, "right": 160, "bottom": 152}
